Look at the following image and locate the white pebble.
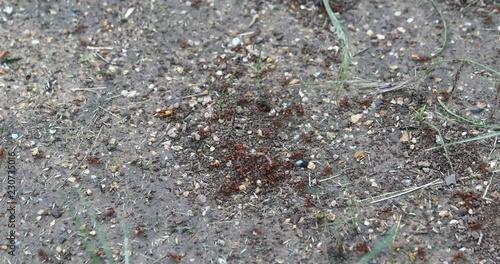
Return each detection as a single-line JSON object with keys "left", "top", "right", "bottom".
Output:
{"left": 231, "top": 37, "right": 241, "bottom": 46}
{"left": 394, "top": 11, "right": 402, "bottom": 16}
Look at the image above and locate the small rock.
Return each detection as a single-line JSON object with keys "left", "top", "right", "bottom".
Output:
{"left": 417, "top": 161, "right": 431, "bottom": 167}
{"left": 438, "top": 210, "right": 449, "bottom": 218}
{"left": 449, "top": 219, "right": 459, "bottom": 225}
{"left": 167, "top": 127, "right": 177, "bottom": 138}
{"left": 11, "top": 133, "right": 18, "bottom": 139}
{"left": 3, "top": 6, "right": 13, "bottom": 15}
{"left": 400, "top": 131, "right": 410, "bottom": 142}
{"left": 231, "top": 37, "right": 241, "bottom": 46}
{"left": 401, "top": 179, "right": 412, "bottom": 187}
{"left": 445, "top": 174, "right": 456, "bottom": 186}
{"left": 52, "top": 210, "right": 63, "bottom": 218}
{"left": 296, "top": 160, "right": 308, "bottom": 168}
{"left": 127, "top": 90, "right": 137, "bottom": 97}
{"left": 307, "top": 162, "right": 316, "bottom": 170}
{"left": 350, "top": 113, "right": 363, "bottom": 124}
{"left": 176, "top": 66, "right": 184, "bottom": 74}
{"left": 196, "top": 194, "right": 207, "bottom": 204}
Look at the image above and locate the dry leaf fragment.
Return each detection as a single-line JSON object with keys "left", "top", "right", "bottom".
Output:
{"left": 400, "top": 131, "right": 410, "bottom": 142}
{"left": 289, "top": 79, "right": 301, "bottom": 85}
{"left": 354, "top": 151, "right": 365, "bottom": 162}
{"left": 350, "top": 113, "right": 363, "bottom": 124}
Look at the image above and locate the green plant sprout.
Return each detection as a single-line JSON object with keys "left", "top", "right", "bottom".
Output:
{"left": 322, "top": 0, "right": 353, "bottom": 93}
{"left": 416, "top": 106, "right": 454, "bottom": 170}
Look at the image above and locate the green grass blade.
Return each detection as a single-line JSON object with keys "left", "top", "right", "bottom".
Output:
{"left": 64, "top": 192, "right": 101, "bottom": 263}
{"left": 322, "top": 0, "right": 352, "bottom": 91}
{"left": 425, "top": 131, "right": 500, "bottom": 151}
{"left": 78, "top": 192, "right": 114, "bottom": 262}
{"left": 121, "top": 221, "right": 130, "bottom": 264}
{"left": 437, "top": 99, "right": 500, "bottom": 130}
{"left": 358, "top": 226, "right": 399, "bottom": 264}
{"left": 430, "top": 0, "right": 448, "bottom": 58}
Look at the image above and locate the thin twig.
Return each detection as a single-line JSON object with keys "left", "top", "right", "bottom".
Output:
{"left": 367, "top": 179, "right": 443, "bottom": 204}
{"left": 318, "top": 173, "right": 342, "bottom": 182}
{"left": 87, "top": 46, "right": 114, "bottom": 50}
{"left": 66, "top": 126, "right": 104, "bottom": 182}
{"left": 482, "top": 172, "right": 495, "bottom": 199}
{"left": 151, "top": 254, "right": 168, "bottom": 264}
{"left": 93, "top": 52, "right": 110, "bottom": 64}
{"left": 98, "top": 106, "right": 123, "bottom": 120}
{"left": 182, "top": 91, "right": 209, "bottom": 99}
{"left": 477, "top": 232, "right": 484, "bottom": 246}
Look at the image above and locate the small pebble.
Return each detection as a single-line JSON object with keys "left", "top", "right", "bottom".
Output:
{"left": 231, "top": 37, "right": 241, "bottom": 47}
{"left": 52, "top": 210, "right": 63, "bottom": 218}
{"left": 418, "top": 161, "right": 431, "bottom": 167}
{"left": 196, "top": 194, "right": 207, "bottom": 204}
{"left": 445, "top": 174, "right": 456, "bottom": 186}
{"left": 401, "top": 179, "right": 412, "bottom": 187}
{"left": 296, "top": 160, "right": 308, "bottom": 168}
{"left": 3, "top": 6, "right": 13, "bottom": 15}
{"left": 11, "top": 133, "right": 18, "bottom": 139}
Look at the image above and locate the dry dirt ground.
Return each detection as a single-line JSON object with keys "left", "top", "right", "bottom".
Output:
{"left": 0, "top": 0, "right": 499, "bottom": 263}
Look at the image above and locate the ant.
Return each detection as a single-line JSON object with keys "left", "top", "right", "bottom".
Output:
{"left": 358, "top": 99, "right": 373, "bottom": 106}
{"left": 413, "top": 55, "right": 431, "bottom": 62}
{"left": 339, "top": 97, "right": 349, "bottom": 108}
{"left": 355, "top": 243, "right": 369, "bottom": 254}
{"left": 237, "top": 97, "right": 250, "bottom": 105}
{"left": 296, "top": 181, "right": 305, "bottom": 193}
{"left": 197, "top": 128, "right": 210, "bottom": 138}
{"left": 272, "top": 119, "right": 281, "bottom": 128}
{"left": 377, "top": 207, "right": 393, "bottom": 216}
{"left": 322, "top": 165, "right": 332, "bottom": 176}
{"left": 440, "top": 91, "right": 450, "bottom": 102}
{"left": 179, "top": 39, "right": 187, "bottom": 49}
{"left": 304, "top": 196, "right": 312, "bottom": 207}
{"left": 155, "top": 108, "right": 176, "bottom": 118}
{"left": 37, "top": 249, "right": 49, "bottom": 261}
{"left": 469, "top": 222, "right": 483, "bottom": 230}
{"left": 102, "top": 208, "right": 115, "bottom": 220}
{"left": 303, "top": 133, "right": 312, "bottom": 143}
{"left": 167, "top": 252, "right": 182, "bottom": 261}
{"left": 453, "top": 191, "right": 478, "bottom": 209}
{"left": 191, "top": 0, "right": 202, "bottom": 7}
{"left": 283, "top": 108, "right": 292, "bottom": 117}
{"left": 290, "top": 152, "right": 304, "bottom": 159}
{"left": 417, "top": 247, "right": 425, "bottom": 260}
{"left": 296, "top": 103, "right": 304, "bottom": 115}
{"left": 450, "top": 252, "right": 464, "bottom": 262}
{"left": 87, "top": 156, "right": 101, "bottom": 164}
{"left": 280, "top": 77, "right": 291, "bottom": 87}
{"left": 134, "top": 226, "right": 147, "bottom": 237}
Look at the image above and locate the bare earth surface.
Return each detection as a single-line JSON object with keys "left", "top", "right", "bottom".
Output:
{"left": 0, "top": 0, "right": 499, "bottom": 263}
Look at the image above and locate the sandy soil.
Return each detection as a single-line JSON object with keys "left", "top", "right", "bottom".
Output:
{"left": 0, "top": 0, "right": 499, "bottom": 263}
